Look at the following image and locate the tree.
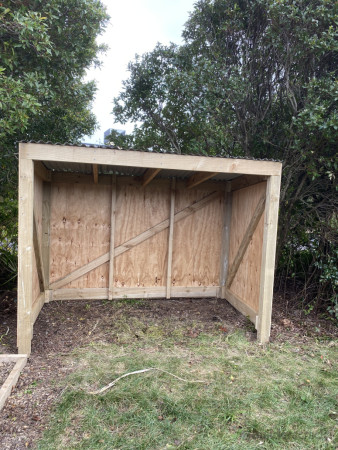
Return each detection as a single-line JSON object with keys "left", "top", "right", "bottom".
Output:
{"left": 0, "top": 0, "right": 109, "bottom": 287}
{"left": 113, "top": 0, "right": 337, "bottom": 314}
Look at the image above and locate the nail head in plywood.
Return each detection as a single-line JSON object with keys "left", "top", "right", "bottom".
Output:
{"left": 141, "top": 168, "right": 162, "bottom": 187}
{"left": 257, "top": 175, "right": 281, "bottom": 344}
{"left": 187, "top": 171, "right": 217, "bottom": 189}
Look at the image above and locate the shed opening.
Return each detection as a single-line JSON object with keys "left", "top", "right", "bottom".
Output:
{"left": 18, "top": 142, "right": 282, "bottom": 355}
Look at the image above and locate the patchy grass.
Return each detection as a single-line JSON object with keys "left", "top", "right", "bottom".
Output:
{"left": 37, "top": 315, "right": 337, "bottom": 450}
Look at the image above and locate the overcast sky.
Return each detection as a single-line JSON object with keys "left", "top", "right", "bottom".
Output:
{"left": 83, "top": 0, "right": 196, "bottom": 144}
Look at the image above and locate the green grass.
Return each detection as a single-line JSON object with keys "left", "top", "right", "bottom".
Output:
{"left": 37, "top": 317, "right": 337, "bottom": 450}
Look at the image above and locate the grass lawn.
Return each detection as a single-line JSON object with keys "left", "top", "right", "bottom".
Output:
{"left": 34, "top": 298, "right": 338, "bottom": 450}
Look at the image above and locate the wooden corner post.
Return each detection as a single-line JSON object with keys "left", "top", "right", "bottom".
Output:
{"left": 17, "top": 151, "right": 34, "bottom": 355}
{"left": 257, "top": 175, "right": 281, "bottom": 343}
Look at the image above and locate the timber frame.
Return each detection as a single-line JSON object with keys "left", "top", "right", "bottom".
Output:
{"left": 18, "top": 142, "right": 282, "bottom": 355}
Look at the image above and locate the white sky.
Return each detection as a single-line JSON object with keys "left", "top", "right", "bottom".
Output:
{"left": 83, "top": 0, "right": 196, "bottom": 144}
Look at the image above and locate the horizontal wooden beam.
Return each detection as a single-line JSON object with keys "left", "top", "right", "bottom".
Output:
{"left": 0, "top": 356, "right": 27, "bottom": 411}
{"left": 21, "top": 143, "right": 282, "bottom": 176}
{"left": 51, "top": 173, "right": 112, "bottom": 185}
{"left": 50, "top": 191, "right": 221, "bottom": 290}
{"left": 141, "top": 168, "right": 161, "bottom": 187}
{"left": 34, "top": 161, "right": 51, "bottom": 182}
{"left": 92, "top": 164, "right": 99, "bottom": 184}
{"left": 187, "top": 171, "right": 217, "bottom": 189}
{"left": 51, "top": 286, "right": 219, "bottom": 301}
{"left": 224, "top": 288, "right": 258, "bottom": 325}
{"left": 231, "top": 175, "right": 267, "bottom": 192}
{"left": 226, "top": 195, "right": 266, "bottom": 289}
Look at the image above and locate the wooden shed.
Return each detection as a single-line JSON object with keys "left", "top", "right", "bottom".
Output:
{"left": 18, "top": 142, "right": 282, "bottom": 355}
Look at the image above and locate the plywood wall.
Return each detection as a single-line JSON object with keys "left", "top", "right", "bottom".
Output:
{"left": 228, "top": 182, "right": 266, "bottom": 312}
{"left": 48, "top": 176, "right": 225, "bottom": 292}
{"left": 49, "top": 180, "right": 111, "bottom": 289}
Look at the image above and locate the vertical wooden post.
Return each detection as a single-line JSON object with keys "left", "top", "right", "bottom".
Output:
{"left": 108, "top": 175, "right": 117, "bottom": 300}
{"left": 17, "top": 156, "right": 34, "bottom": 355}
{"left": 257, "top": 175, "right": 281, "bottom": 343}
{"left": 166, "top": 178, "right": 176, "bottom": 299}
{"left": 219, "top": 182, "right": 232, "bottom": 298}
{"left": 41, "top": 182, "right": 51, "bottom": 290}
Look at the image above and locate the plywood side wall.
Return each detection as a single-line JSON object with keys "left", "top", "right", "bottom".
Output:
{"left": 32, "top": 174, "right": 43, "bottom": 304}
{"left": 228, "top": 182, "right": 267, "bottom": 312}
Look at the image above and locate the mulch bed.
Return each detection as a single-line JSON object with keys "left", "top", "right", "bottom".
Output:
{"left": 0, "top": 291, "right": 336, "bottom": 449}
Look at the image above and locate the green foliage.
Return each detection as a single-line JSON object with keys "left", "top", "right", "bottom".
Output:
{"left": 113, "top": 0, "right": 337, "bottom": 313}
{"left": 0, "top": 0, "right": 109, "bottom": 285}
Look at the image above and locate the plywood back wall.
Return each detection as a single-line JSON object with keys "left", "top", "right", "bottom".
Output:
{"left": 49, "top": 176, "right": 225, "bottom": 290}
{"left": 49, "top": 180, "right": 111, "bottom": 289}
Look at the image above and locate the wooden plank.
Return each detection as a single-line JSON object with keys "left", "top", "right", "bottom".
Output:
{"left": 51, "top": 172, "right": 112, "bottom": 185}
{"left": 32, "top": 292, "right": 45, "bottom": 325}
{"left": 187, "top": 171, "right": 217, "bottom": 189}
{"left": 219, "top": 183, "right": 232, "bottom": 297}
{"left": 92, "top": 164, "right": 99, "bottom": 184}
{"left": 166, "top": 179, "right": 176, "bottom": 298}
{"left": 257, "top": 175, "right": 281, "bottom": 344}
{"left": 226, "top": 194, "right": 266, "bottom": 289}
{"left": 224, "top": 288, "right": 257, "bottom": 324}
{"left": 34, "top": 161, "right": 51, "bottom": 182}
{"left": 231, "top": 175, "right": 267, "bottom": 192}
{"left": 0, "top": 355, "right": 27, "bottom": 363}
{"left": 50, "top": 190, "right": 221, "bottom": 290}
{"left": 33, "top": 213, "right": 45, "bottom": 292}
{"left": 17, "top": 156, "right": 34, "bottom": 355}
{"left": 22, "top": 143, "right": 283, "bottom": 176}
{"left": 41, "top": 182, "right": 51, "bottom": 289}
{"left": 52, "top": 288, "right": 108, "bottom": 301}
{"left": 141, "top": 168, "right": 161, "bottom": 187}
{"left": 0, "top": 356, "right": 28, "bottom": 411}
{"left": 51, "top": 286, "right": 219, "bottom": 301}
{"left": 108, "top": 175, "right": 117, "bottom": 300}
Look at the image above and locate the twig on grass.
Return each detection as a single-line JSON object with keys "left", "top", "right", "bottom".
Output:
{"left": 88, "top": 319, "right": 100, "bottom": 336}
{"left": 88, "top": 368, "right": 207, "bottom": 395}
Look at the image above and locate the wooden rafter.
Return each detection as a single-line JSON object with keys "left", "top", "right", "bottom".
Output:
{"left": 231, "top": 175, "right": 267, "bottom": 192}
{"left": 141, "top": 168, "right": 161, "bottom": 187}
{"left": 226, "top": 194, "right": 266, "bottom": 289}
{"left": 34, "top": 161, "right": 51, "bottom": 182}
{"left": 187, "top": 171, "right": 217, "bottom": 189}
{"left": 92, "top": 164, "right": 99, "bottom": 184}
{"left": 50, "top": 190, "right": 221, "bottom": 290}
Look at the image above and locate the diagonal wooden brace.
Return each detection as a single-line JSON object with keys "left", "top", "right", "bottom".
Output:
{"left": 226, "top": 194, "right": 266, "bottom": 289}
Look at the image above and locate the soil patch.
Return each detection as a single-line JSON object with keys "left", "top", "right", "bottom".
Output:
{"left": 0, "top": 291, "right": 336, "bottom": 449}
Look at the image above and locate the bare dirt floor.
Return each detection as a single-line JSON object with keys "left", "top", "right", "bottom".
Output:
{"left": 0, "top": 291, "right": 336, "bottom": 449}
